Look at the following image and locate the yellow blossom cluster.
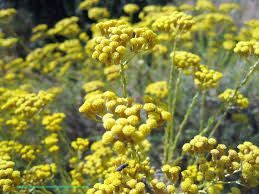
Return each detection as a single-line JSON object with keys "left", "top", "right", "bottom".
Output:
{"left": 234, "top": 40, "right": 259, "bottom": 57}
{"left": 104, "top": 64, "right": 128, "bottom": 81}
{"left": 238, "top": 142, "right": 259, "bottom": 187}
{"left": 19, "top": 145, "right": 39, "bottom": 162}
{"left": 123, "top": 4, "right": 140, "bottom": 15}
{"left": 6, "top": 117, "right": 28, "bottom": 136}
{"left": 88, "top": 7, "right": 110, "bottom": 21}
{"left": 195, "top": 0, "right": 215, "bottom": 11}
{"left": 0, "top": 8, "right": 16, "bottom": 20}
{"left": 1, "top": 89, "right": 55, "bottom": 119}
{"left": 71, "top": 138, "right": 89, "bottom": 152}
{"left": 181, "top": 136, "right": 259, "bottom": 191}
{"left": 83, "top": 80, "right": 104, "bottom": 93}
{"left": 218, "top": 3, "right": 240, "bottom": 13}
{"left": 79, "top": 91, "right": 170, "bottom": 152}
{"left": 92, "top": 19, "right": 158, "bottom": 66}
{"left": 152, "top": 44, "right": 168, "bottom": 56}
{"left": 0, "top": 37, "right": 18, "bottom": 48}
{"left": 0, "top": 141, "right": 40, "bottom": 162}
{"left": 47, "top": 16, "right": 81, "bottom": 37}
{"left": 218, "top": 89, "right": 249, "bottom": 108}
{"left": 170, "top": 51, "right": 201, "bottom": 69}
{"left": 152, "top": 11, "right": 194, "bottom": 33}
{"left": 42, "top": 112, "right": 66, "bottom": 132}
{"left": 22, "top": 164, "right": 56, "bottom": 187}
{"left": 87, "top": 156, "right": 154, "bottom": 193}
{"left": 145, "top": 81, "right": 168, "bottom": 98}
{"left": 30, "top": 24, "right": 48, "bottom": 42}
{"left": 194, "top": 65, "right": 223, "bottom": 90}
{"left": 0, "top": 158, "right": 21, "bottom": 192}
{"left": 83, "top": 140, "right": 114, "bottom": 180}
{"left": 79, "top": 0, "right": 99, "bottom": 10}
{"left": 43, "top": 133, "right": 59, "bottom": 154}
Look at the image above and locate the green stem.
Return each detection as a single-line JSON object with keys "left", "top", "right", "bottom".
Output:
{"left": 199, "top": 104, "right": 225, "bottom": 136}
{"left": 163, "top": 30, "right": 179, "bottom": 164}
{"left": 199, "top": 90, "right": 206, "bottom": 132}
{"left": 119, "top": 62, "right": 128, "bottom": 98}
{"left": 58, "top": 130, "right": 75, "bottom": 156}
{"left": 169, "top": 70, "right": 182, "bottom": 147}
{"left": 168, "top": 91, "right": 200, "bottom": 162}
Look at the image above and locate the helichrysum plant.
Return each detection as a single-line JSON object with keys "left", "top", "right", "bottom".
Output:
{"left": 0, "top": 1, "right": 258, "bottom": 193}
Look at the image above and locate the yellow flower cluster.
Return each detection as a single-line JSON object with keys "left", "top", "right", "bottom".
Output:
{"left": 0, "top": 141, "right": 40, "bottom": 162}
{"left": 6, "top": 117, "right": 28, "bottom": 136}
{"left": 19, "top": 145, "right": 39, "bottom": 162}
{"left": 192, "top": 13, "right": 233, "bottom": 32}
{"left": 218, "top": 89, "right": 249, "bottom": 108}
{"left": 22, "top": 164, "right": 56, "bottom": 187}
{"left": 92, "top": 20, "right": 158, "bottom": 66}
{"left": 30, "top": 24, "right": 48, "bottom": 42}
{"left": 79, "top": 0, "right": 99, "bottom": 10}
{"left": 71, "top": 138, "right": 89, "bottom": 152}
{"left": 195, "top": 0, "right": 215, "bottom": 11}
{"left": 179, "top": 4, "right": 194, "bottom": 12}
{"left": 182, "top": 135, "right": 217, "bottom": 155}
{"left": 234, "top": 41, "right": 253, "bottom": 56}
{"left": 79, "top": 91, "right": 170, "bottom": 151}
{"left": 123, "top": 4, "right": 140, "bottom": 15}
{"left": 0, "top": 8, "right": 16, "bottom": 20}
{"left": 47, "top": 16, "right": 81, "bottom": 37}
{"left": 181, "top": 136, "right": 259, "bottom": 190}
{"left": 152, "top": 44, "right": 168, "bottom": 56}
{"left": 218, "top": 3, "right": 240, "bottom": 13}
{"left": 42, "top": 113, "right": 66, "bottom": 132}
{"left": 170, "top": 51, "right": 201, "bottom": 69}
{"left": 87, "top": 156, "right": 154, "bottom": 194}
{"left": 0, "top": 37, "right": 18, "bottom": 48}
{"left": 1, "top": 89, "right": 55, "bottom": 119}
{"left": 83, "top": 140, "right": 113, "bottom": 180}
{"left": 194, "top": 65, "right": 223, "bottom": 90}
{"left": 43, "top": 133, "right": 59, "bottom": 153}
{"left": 0, "top": 158, "right": 21, "bottom": 192}
{"left": 83, "top": 80, "right": 104, "bottom": 93}
{"left": 88, "top": 7, "right": 110, "bottom": 21}
{"left": 145, "top": 81, "right": 168, "bottom": 98}
{"left": 152, "top": 11, "right": 194, "bottom": 33}
{"left": 104, "top": 64, "right": 128, "bottom": 81}
{"left": 238, "top": 142, "right": 259, "bottom": 187}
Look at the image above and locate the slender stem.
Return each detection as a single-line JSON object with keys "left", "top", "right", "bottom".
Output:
{"left": 209, "top": 109, "right": 228, "bottom": 138}
{"left": 119, "top": 62, "right": 128, "bottom": 98}
{"left": 199, "top": 104, "right": 225, "bottom": 136}
{"left": 168, "top": 91, "right": 200, "bottom": 162}
{"left": 163, "top": 30, "right": 179, "bottom": 164}
{"left": 168, "top": 70, "right": 182, "bottom": 148}
{"left": 199, "top": 90, "right": 206, "bottom": 132}
{"left": 58, "top": 130, "right": 75, "bottom": 156}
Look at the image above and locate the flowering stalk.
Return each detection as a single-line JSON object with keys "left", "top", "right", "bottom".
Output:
{"left": 119, "top": 62, "right": 128, "bottom": 98}
{"left": 209, "top": 60, "right": 259, "bottom": 137}
{"left": 168, "top": 91, "right": 200, "bottom": 162}
{"left": 163, "top": 30, "right": 179, "bottom": 164}
{"left": 169, "top": 70, "right": 182, "bottom": 145}
{"left": 199, "top": 90, "right": 206, "bottom": 132}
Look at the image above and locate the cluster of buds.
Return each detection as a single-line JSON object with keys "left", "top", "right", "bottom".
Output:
{"left": 170, "top": 51, "right": 201, "bottom": 69}
{"left": 42, "top": 113, "right": 66, "bottom": 132}
{"left": 92, "top": 20, "right": 158, "bottom": 66}
{"left": 194, "top": 65, "right": 223, "bottom": 90}
{"left": 218, "top": 89, "right": 249, "bottom": 108}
